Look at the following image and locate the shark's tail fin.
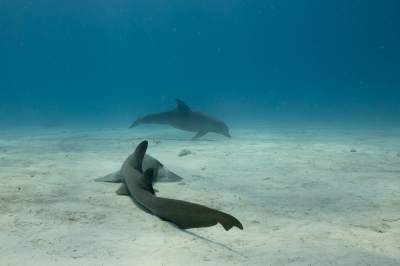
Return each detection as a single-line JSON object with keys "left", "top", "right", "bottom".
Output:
{"left": 129, "top": 118, "right": 142, "bottom": 128}
{"left": 149, "top": 197, "right": 243, "bottom": 231}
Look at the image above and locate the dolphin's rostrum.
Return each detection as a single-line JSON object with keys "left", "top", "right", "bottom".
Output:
{"left": 115, "top": 140, "right": 243, "bottom": 231}
{"left": 130, "top": 99, "right": 231, "bottom": 140}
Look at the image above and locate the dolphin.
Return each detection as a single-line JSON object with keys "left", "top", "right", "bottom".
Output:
{"left": 130, "top": 99, "right": 231, "bottom": 140}
{"left": 95, "top": 154, "right": 182, "bottom": 183}
{"left": 110, "top": 140, "right": 243, "bottom": 231}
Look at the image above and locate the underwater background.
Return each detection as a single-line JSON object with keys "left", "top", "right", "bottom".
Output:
{"left": 1, "top": 0, "right": 399, "bottom": 128}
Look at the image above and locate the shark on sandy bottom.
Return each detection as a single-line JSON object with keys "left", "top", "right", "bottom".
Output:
{"left": 95, "top": 154, "right": 182, "bottom": 183}
{"left": 129, "top": 98, "right": 231, "bottom": 140}
{"left": 98, "top": 140, "right": 243, "bottom": 231}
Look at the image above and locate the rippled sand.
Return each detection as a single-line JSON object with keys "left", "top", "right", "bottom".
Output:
{"left": 1, "top": 125, "right": 399, "bottom": 265}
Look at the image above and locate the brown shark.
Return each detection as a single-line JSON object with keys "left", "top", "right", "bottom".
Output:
{"left": 130, "top": 99, "right": 231, "bottom": 140}
{"left": 114, "top": 140, "right": 243, "bottom": 231}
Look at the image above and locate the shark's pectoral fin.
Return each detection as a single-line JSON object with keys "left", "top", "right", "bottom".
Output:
{"left": 116, "top": 184, "right": 129, "bottom": 195}
{"left": 155, "top": 168, "right": 183, "bottom": 182}
{"left": 165, "top": 170, "right": 183, "bottom": 182}
{"left": 95, "top": 170, "right": 122, "bottom": 182}
{"left": 192, "top": 131, "right": 207, "bottom": 140}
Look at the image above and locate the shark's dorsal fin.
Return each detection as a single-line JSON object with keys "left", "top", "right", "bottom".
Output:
{"left": 130, "top": 140, "right": 148, "bottom": 173}
{"left": 139, "top": 168, "right": 155, "bottom": 195}
{"left": 116, "top": 183, "right": 129, "bottom": 195}
{"left": 175, "top": 98, "right": 190, "bottom": 113}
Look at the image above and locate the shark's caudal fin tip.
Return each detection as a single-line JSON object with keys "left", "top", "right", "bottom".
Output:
{"left": 160, "top": 199, "right": 243, "bottom": 231}
{"left": 221, "top": 218, "right": 244, "bottom": 231}
{"left": 234, "top": 220, "right": 244, "bottom": 230}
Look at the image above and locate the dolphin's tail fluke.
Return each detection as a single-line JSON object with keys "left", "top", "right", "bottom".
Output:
{"left": 129, "top": 118, "right": 142, "bottom": 128}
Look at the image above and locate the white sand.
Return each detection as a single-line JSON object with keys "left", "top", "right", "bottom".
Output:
{"left": 1, "top": 125, "right": 400, "bottom": 265}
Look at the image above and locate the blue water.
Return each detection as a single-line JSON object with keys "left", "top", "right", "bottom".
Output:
{"left": 1, "top": 1, "right": 399, "bottom": 127}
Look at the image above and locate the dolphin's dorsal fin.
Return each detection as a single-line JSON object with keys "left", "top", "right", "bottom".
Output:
{"left": 139, "top": 168, "right": 155, "bottom": 195}
{"left": 175, "top": 99, "right": 190, "bottom": 113}
{"left": 116, "top": 183, "right": 129, "bottom": 195}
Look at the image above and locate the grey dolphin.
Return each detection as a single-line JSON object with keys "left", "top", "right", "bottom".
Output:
{"left": 112, "top": 140, "right": 243, "bottom": 231}
{"left": 95, "top": 154, "right": 182, "bottom": 183}
{"left": 130, "top": 98, "right": 231, "bottom": 140}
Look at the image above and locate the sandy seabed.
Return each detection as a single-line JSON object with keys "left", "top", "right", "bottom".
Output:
{"left": 0, "top": 125, "right": 399, "bottom": 265}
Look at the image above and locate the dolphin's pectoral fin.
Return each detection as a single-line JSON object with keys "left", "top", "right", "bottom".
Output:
{"left": 129, "top": 118, "right": 142, "bottom": 128}
{"left": 139, "top": 168, "right": 156, "bottom": 195}
{"left": 192, "top": 131, "right": 207, "bottom": 140}
{"left": 116, "top": 184, "right": 129, "bottom": 195}
{"left": 95, "top": 170, "right": 122, "bottom": 182}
